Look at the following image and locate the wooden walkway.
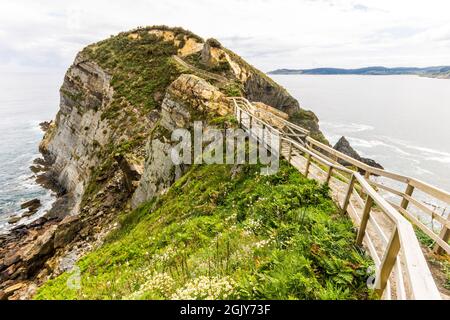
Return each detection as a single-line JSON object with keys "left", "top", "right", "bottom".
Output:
{"left": 230, "top": 97, "right": 449, "bottom": 300}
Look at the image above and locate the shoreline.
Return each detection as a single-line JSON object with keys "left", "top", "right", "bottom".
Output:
{"left": 0, "top": 121, "right": 73, "bottom": 299}
{"left": 0, "top": 122, "right": 62, "bottom": 234}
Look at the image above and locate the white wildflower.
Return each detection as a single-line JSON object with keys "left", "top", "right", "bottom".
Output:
{"left": 171, "top": 276, "right": 235, "bottom": 300}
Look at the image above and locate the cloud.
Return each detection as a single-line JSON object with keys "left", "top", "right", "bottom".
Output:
{"left": 0, "top": 0, "right": 450, "bottom": 72}
{"left": 353, "top": 4, "right": 369, "bottom": 11}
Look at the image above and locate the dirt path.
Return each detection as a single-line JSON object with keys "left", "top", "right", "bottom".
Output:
{"left": 171, "top": 55, "right": 229, "bottom": 83}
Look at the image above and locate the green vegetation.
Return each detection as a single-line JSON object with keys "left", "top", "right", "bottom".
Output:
{"left": 222, "top": 81, "right": 244, "bottom": 97}
{"left": 36, "top": 162, "right": 373, "bottom": 300}
{"left": 290, "top": 110, "right": 329, "bottom": 144}
{"left": 75, "top": 26, "right": 199, "bottom": 209}
{"left": 444, "top": 260, "right": 450, "bottom": 290}
{"left": 414, "top": 227, "right": 450, "bottom": 290}
{"left": 83, "top": 30, "right": 181, "bottom": 118}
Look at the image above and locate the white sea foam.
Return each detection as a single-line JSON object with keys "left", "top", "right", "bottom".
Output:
{"left": 321, "top": 121, "right": 375, "bottom": 133}
{"left": 425, "top": 156, "right": 450, "bottom": 164}
{"left": 346, "top": 137, "right": 412, "bottom": 156}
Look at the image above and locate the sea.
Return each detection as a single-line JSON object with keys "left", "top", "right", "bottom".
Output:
{"left": 272, "top": 74, "right": 450, "bottom": 221}
{"left": 0, "top": 72, "right": 61, "bottom": 233}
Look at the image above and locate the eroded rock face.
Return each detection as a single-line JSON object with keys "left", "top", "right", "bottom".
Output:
{"left": 53, "top": 216, "right": 82, "bottom": 249}
{"left": 115, "top": 154, "right": 144, "bottom": 193}
{"left": 201, "top": 40, "right": 300, "bottom": 115}
{"left": 131, "top": 74, "right": 232, "bottom": 208}
{"left": 244, "top": 75, "right": 300, "bottom": 115}
{"left": 40, "top": 53, "right": 114, "bottom": 215}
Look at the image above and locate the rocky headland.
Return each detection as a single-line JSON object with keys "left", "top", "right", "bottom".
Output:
{"left": 0, "top": 26, "right": 373, "bottom": 300}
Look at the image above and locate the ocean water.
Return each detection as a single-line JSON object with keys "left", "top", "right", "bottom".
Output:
{"left": 0, "top": 72, "right": 61, "bottom": 233}
{"left": 1, "top": 72, "right": 449, "bottom": 232}
{"left": 272, "top": 74, "right": 450, "bottom": 217}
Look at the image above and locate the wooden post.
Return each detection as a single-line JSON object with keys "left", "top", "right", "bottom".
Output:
{"left": 261, "top": 123, "right": 265, "bottom": 147}
{"left": 400, "top": 184, "right": 414, "bottom": 210}
{"left": 238, "top": 108, "right": 242, "bottom": 125}
{"left": 434, "top": 215, "right": 450, "bottom": 255}
{"left": 342, "top": 175, "right": 356, "bottom": 214}
{"left": 288, "top": 141, "right": 292, "bottom": 162}
{"left": 375, "top": 228, "right": 401, "bottom": 297}
{"left": 362, "top": 170, "right": 371, "bottom": 200}
{"left": 277, "top": 134, "right": 281, "bottom": 158}
{"left": 304, "top": 153, "right": 311, "bottom": 177}
{"left": 326, "top": 166, "right": 333, "bottom": 184}
{"left": 356, "top": 196, "right": 374, "bottom": 245}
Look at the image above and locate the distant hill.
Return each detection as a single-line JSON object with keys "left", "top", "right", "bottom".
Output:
{"left": 268, "top": 66, "right": 450, "bottom": 78}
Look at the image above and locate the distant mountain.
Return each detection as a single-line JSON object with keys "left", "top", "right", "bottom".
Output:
{"left": 268, "top": 66, "right": 450, "bottom": 78}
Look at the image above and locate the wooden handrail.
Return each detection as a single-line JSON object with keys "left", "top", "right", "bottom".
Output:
{"left": 229, "top": 97, "right": 444, "bottom": 300}
{"left": 231, "top": 96, "right": 310, "bottom": 135}
{"left": 305, "top": 131, "right": 450, "bottom": 254}
{"left": 307, "top": 136, "right": 450, "bottom": 204}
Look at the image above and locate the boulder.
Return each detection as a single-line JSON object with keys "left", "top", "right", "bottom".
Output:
{"left": 8, "top": 216, "right": 21, "bottom": 224}
{"left": 333, "top": 136, "right": 383, "bottom": 170}
{"left": 4, "top": 282, "right": 26, "bottom": 295}
{"left": 3, "top": 253, "right": 21, "bottom": 267}
{"left": 21, "top": 225, "right": 57, "bottom": 275}
{"left": 20, "top": 199, "right": 41, "bottom": 211}
{"left": 22, "top": 210, "right": 36, "bottom": 218}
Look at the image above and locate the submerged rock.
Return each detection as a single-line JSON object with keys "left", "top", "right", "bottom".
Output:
{"left": 8, "top": 216, "right": 21, "bottom": 224}
{"left": 333, "top": 136, "right": 383, "bottom": 170}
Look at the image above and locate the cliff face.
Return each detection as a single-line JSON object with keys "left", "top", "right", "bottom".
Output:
{"left": 40, "top": 54, "right": 115, "bottom": 215}
{"left": 40, "top": 27, "right": 324, "bottom": 220}
{"left": 197, "top": 40, "right": 326, "bottom": 141}
{"left": 131, "top": 74, "right": 231, "bottom": 208}
{"left": 1, "top": 26, "right": 327, "bottom": 299}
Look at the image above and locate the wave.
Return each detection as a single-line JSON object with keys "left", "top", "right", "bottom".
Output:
{"left": 425, "top": 156, "right": 450, "bottom": 164}
{"left": 379, "top": 135, "right": 450, "bottom": 157}
{"left": 321, "top": 121, "right": 374, "bottom": 133}
{"left": 346, "top": 137, "right": 413, "bottom": 156}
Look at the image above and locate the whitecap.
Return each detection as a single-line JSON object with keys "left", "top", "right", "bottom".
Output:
{"left": 425, "top": 156, "right": 450, "bottom": 164}
{"left": 321, "top": 121, "right": 374, "bottom": 133}
{"left": 346, "top": 137, "right": 412, "bottom": 156}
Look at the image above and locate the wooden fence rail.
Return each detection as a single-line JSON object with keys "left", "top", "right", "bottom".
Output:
{"left": 230, "top": 97, "right": 443, "bottom": 300}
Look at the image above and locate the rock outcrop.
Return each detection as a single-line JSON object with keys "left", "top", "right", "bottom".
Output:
{"left": 131, "top": 74, "right": 232, "bottom": 208}
{"left": 333, "top": 136, "right": 383, "bottom": 170}
{"left": 39, "top": 53, "right": 115, "bottom": 216}
{"left": 198, "top": 39, "right": 326, "bottom": 141}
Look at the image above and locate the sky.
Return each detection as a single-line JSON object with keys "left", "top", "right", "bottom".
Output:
{"left": 1, "top": 0, "right": 450, "bottom": 73}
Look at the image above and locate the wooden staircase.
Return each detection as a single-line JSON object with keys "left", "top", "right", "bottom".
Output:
{"left": 230, "top": 97, "right": 450, "bottom": 300}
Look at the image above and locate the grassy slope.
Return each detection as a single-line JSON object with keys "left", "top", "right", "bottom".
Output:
{"left": 35, "top": 161, "right": 373, "bottom": 300}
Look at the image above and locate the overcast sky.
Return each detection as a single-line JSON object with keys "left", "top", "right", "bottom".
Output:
{"left": 1, "top": 0, "right": 450, "bottom": 73}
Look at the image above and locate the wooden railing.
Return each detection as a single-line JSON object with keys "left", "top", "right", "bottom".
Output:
{"left": 232, "top": 97, "right": 309, "bottom": 145}
{"left": 229, "top": 97, "right": 443, "bottom": 300}
{"left": 305, "top": 137, "right": 450, "bottom": 255}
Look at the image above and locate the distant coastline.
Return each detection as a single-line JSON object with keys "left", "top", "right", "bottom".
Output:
{"left": 268, "top": 66, "right": 450, "bottom": 79}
